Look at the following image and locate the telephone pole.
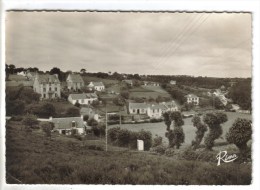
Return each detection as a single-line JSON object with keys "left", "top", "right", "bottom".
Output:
{"left": 105, "top": 104, "right": 108, "bottom": 152}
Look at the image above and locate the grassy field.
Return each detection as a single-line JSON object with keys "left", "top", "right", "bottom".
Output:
{"left": 129, "top": 86, "right": 171, "bottom": 99}
{"left": 6, "top": 121, "right": 251, "bottom": 185}
{"left": 109, "top": 112, "right": 252, "bottom": 146}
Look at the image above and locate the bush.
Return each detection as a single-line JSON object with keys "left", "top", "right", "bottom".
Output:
{"left": 152, "top": 135, "right": 163, "bottom": 147}
{"left": 10, "top": 116, "right": 23, "bottom": 121}
{"left": 150, "top": 144, "right": 167, "bottom": 155}
{"left": 66, "top": 107, "right": 80, "bottom": 117}
{"left": 22, "top": 114, "right": 39, "bottom": 129}
{"left": 6, "top": 100, "right": 25, "bottom": 116}
{"left": 107, "top": 127, "right": 152, "bottom": 150}
{"left": 226, "top": 118, "right": 252, "bottom": 157}
{"left": 150, "top": 118, "right": 163, "bottom": 123}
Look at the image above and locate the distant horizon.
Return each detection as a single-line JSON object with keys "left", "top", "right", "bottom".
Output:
{"left": 6, "top": 12, "right": 252, "bottom": 78}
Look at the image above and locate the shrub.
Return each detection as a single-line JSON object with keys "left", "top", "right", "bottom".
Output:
{"left": 203, "top": 112, "right": 227, "bottom": 150}
{"left": 22, "top": 114, "right": 39, "bottom": 129}
{"left": 108, "top": 127, "right": 121, "bottom": 143}
{"left": 137, "top": 130, "right": 152, "bottom": 151}
{"left": 65, "top": 107, "right": 80, "bottom": 117}
{"left": 226, "top": 118, "right": 252, "bottom": 156}
{"left": 41, "top": 122, "right": 54, "bottom": 139}
{"left": 10, "top": 116, "right": 23, "bottom": 121}
{"left": 38, "top": 103, "right": 56, "bottom": 118}
{"left": 6, "top": 100, "right": 25, "bottom": 116}
{"left": 152, "top": 135, "right": 163, "bottom": 147}
{"left": 151, "top": 144, "right": 167, "bottom": 155}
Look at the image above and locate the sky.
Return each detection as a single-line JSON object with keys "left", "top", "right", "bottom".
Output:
{"left": 6, "top": 11, "right": 252, "bottom": 78}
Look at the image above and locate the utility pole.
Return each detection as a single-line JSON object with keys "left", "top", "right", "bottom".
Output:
{"left": 119, "top": 106, "right": 122, "bottom": 127}
{"left": 105, "top": 104, "right": 108, "bottom": 152}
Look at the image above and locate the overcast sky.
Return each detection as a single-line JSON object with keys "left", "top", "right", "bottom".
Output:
{"left": 6, "top": 11, "right": 251, "bottom": 77}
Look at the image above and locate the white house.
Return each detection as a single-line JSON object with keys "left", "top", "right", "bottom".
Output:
{"left": 185, "top": 94, "right": 199, "bottom": 105}
{"left": 169, "top": 80, "right": 176, "bottom": 85}
{"left": 88, "top": 82, "right": 105, "bottom": 91}
{"left": 33, "top": 73, "right": 61, "bottom": 99}
{"left": 80, "top": 107, "right": 100, "bottom": 121}
{"left": 143, "top": 81, "right": 160, "bottom": 86}
{"left": 50, "top": 116, "right": 86, "bottom": 135}
{"left": 68, "top": 93, "right": 98, "bottom": 105}
{"left": 66, "top": 73, "right": 85, "bottom": 91}
{"left": 160, "top": 101, "right": 179, "bottom": 112}
{"left": 128, "top": 102, "right": 176, "bottom": 119}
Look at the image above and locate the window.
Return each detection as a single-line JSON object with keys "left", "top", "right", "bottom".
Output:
{"left": 133, "top": 109, "right": 135, "bottom": 113}
{"left": 43, "top": 88, "right": 46, "bottom": 92}
{"left": 55, "top": 87, "right": 57, "bottom": 91}
{"left": 49, "top": 87, "right": 51, "bottom": 91}
{"left": 72, "top": 121, "right": 76, "bottom": 127}
{"left": 43, "top": 94, "right": 46, "bottom": 98}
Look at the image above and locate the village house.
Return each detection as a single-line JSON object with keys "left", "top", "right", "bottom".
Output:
{"left": 50, "top": 116, "right": 87, "bottom": 135}
{"left": 80, "top": 107, "right": 100, "bottom": 121}
{"left": 128, "top": 101, "right": 177, "bottom": 119}
{"left": 66, "top": 73, "right": 85, "bottom": 91}
{"left": 68, "top": 93, "right": 98, "bottom": 105}
{"left": 122, "top": 79, "right": 133, "bottom": 86}
{"left": 88, "top": 82, "right": 105, "bottom": 91}
{"left": 160, "top": 101, "right": 179, "bottom": 112}
{"left": 26, "top": 71, "right": 37, "bottom": 81}
{"left": 33, "top": 73, "right": 61, "bottom": 99}
{"left": 143, "top": 81, "right": 160, "bottom": 87}
{"left": 169, "top": 80, "right": 176, "bottom": 85}
{"left": 185, "top": 94, "right": 199, "bottom": 105}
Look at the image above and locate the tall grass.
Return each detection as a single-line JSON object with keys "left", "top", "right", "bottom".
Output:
{"left": 6, "top": 121, "right": 251, "bottom": 185}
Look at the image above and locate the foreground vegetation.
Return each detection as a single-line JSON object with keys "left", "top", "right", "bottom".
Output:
{"left": 6, "top": 121, "right": 251, "bottom": 185}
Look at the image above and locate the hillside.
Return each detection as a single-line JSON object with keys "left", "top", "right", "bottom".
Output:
{"left": 6, "top": 121, "right": 251, "bottom": 185}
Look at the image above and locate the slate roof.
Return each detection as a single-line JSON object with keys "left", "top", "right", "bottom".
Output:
{"left": 69, "top": 93, "right": 98, "bottom": 100}
{"left": 160, "top": 101, "right": 178, "bottom": 109}
{"left": 149, "top": 104, "right": 165, "bottom": 110}
{"left": 90, "top": 82, "right": 104, "bottom": 87}
{"left": 68, "top": 74, "right": 84, "bottom": 83}
{"left": 51, "top": 117, "right": 84, "bottom": 129}
{"left": 36, "top": 74, "right": 60, "bottom": 84}
{"left": 185, "top": 94, "right": 199, "bottom": 98}
{"left": 129, "top": 102, "right": 149, "bottom": 109}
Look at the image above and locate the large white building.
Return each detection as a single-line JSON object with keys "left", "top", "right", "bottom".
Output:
{"left": 66, "top": 73, "right": 85, "bottom": 91}
{"left": 185, "top": 94, "right": 199, "bottom": 105}
{"left": 128, "top": 101, "right": 178, "bottom": 119}
{"left": 33, "top": 73, "right": 61, "bottom": 99}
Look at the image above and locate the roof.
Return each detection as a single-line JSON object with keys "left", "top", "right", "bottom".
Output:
{"left": 160, "top": 101, "right": 178, "bottom": 108}
{"left": 129, "top": 102, "right": 149, "bottom": 109}
{"left": 185, "top": 94, "right": 199, "bottom": 98}
{"left": 51, "top": 117, "right": 84, "bottom": 129}
{"left": 149, "top": 104, "right": 165, "bottom": 110}
{"left": 69, "top": 93, "right": 98, "bottom": 100}
{"left": 80, "top": 107, "right": 95, "bottom": 115}
{"left": 36, "top": 74, "right": 60, "bottom": 84}
{"left": 67, "top": 74, "right": 84, "bottom": 83}
{"left": 90, "top": 82, "right": 104, "bottom": 87}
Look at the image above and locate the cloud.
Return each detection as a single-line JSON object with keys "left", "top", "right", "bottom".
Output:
{"left": 6, "top": 11, "right": 252, "bottom": 77}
